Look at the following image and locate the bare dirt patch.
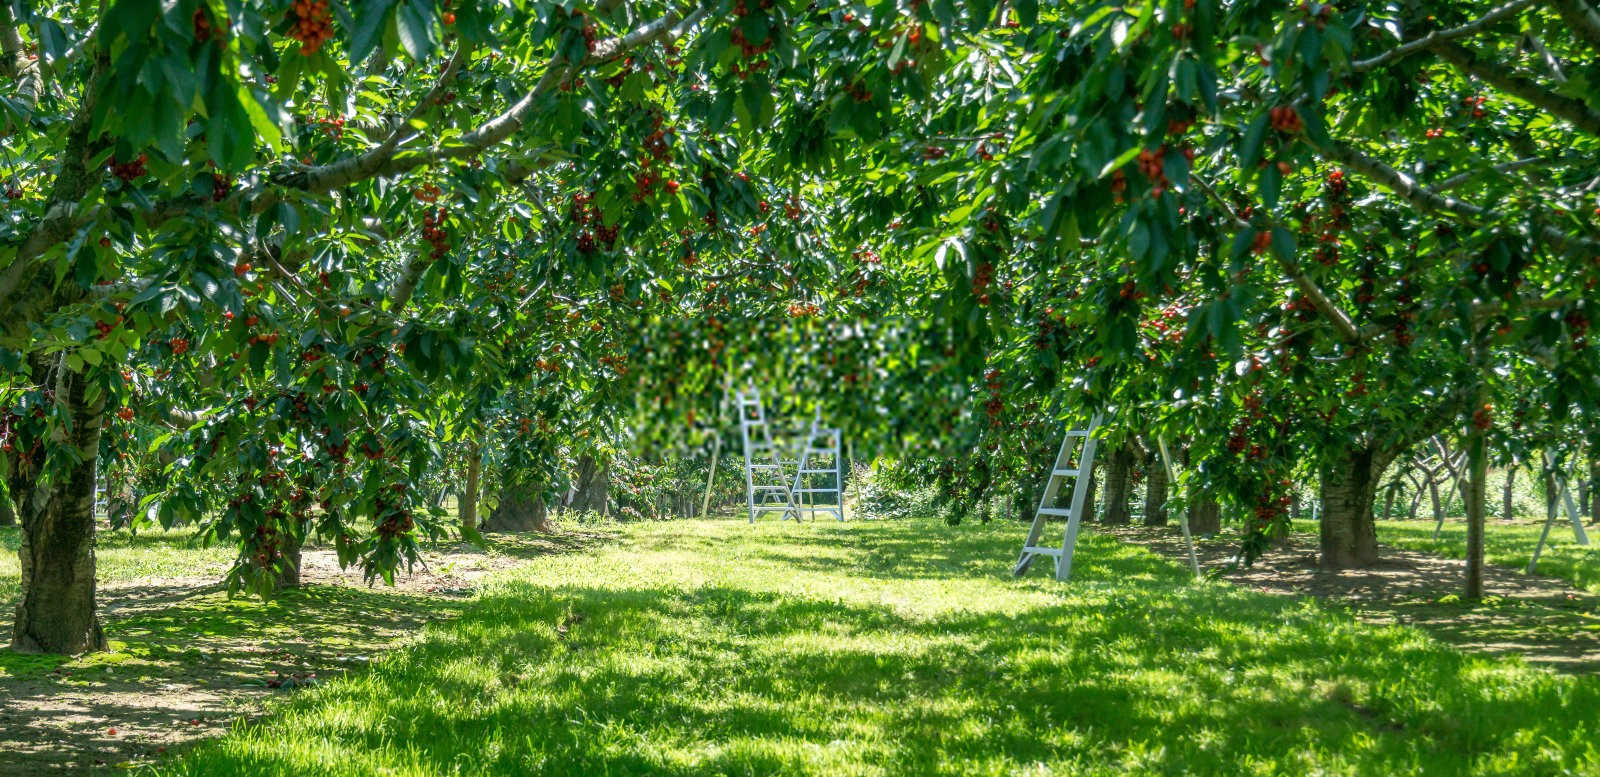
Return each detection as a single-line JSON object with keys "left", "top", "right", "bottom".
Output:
{"left": 1106, "top": 524, "right": 1600, "bottom": 674}
{"left": 0, "top": 529, "right": 612, "bottom": 775}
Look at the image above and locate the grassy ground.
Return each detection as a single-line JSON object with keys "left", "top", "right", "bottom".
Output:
{"left": 1292, "top": 518, "right": 1600, "bottom": 593}
{"left": 145, "top": 517, "right": 1600, "bottom": 777}
{"left": 0, "top": 525, "right": 234, "bottom": 607}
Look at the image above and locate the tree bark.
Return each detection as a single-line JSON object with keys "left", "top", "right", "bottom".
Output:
{"left": 275, "top": 531, "right": 303, "bottom": 589}
{"left": 1318, "top": 446, "right": 1390, "bottom": 569}
{"left": 1189, "top": 499, "right": 1221, "bottom": 535}
{"left": 461, "top": 440, "right": 482, "bottom": 532}
{"left": 570, "top": 453, "right": 609, "bottom": 515}
{"left": 1501, "top": 463, "right": 1516, "bottom": 520}
{"left": 1143, "top": 453, "right": 1169, "bottom": 526}
{"left": 1081, "top": 461, "right": 1098, "bottom": 522}
{"left": 1100, "top": 444, "right": 1136, "bottom": 525}
{"left": 484, "top": 478, "right": 549, "bottom": 533}
{"left": 8, "top": 362, "right": 109, "bottom": 654}
{"left": 1465, "top": 422, "right": 1488, "bottom": 600}
{"left": 0, "top": 492, "right": 14, "bottom": 527}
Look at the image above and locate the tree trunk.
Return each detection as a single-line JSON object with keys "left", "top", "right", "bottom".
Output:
{"left": 1429, "top": 480, "right": 1444, "bottom": 526}
{"left": 0, "top": 492, "right": 14, "bottom": 527}
{"left": 1465, "top": 420, "right": 1488, "bottom": 600}
{"left": 1502, "top": 464, "right": 1516, "bottom": 520}
{"left": 1407, "top": 489, "right": 1422, "bottom": 520}
{"left": 275, "top": 532, "right": 303, "bottom": 589}
{"left": 1101, "top": 444, "right": 1136, "bottom": 525}
{"left": 1189, "top": 499, "right": 1221, "bottom": 534}
{"left": 1291, "top": 492, "right": 1301, "bottom": 520}
{"left": 570, "top": 454, "right": 609, "bottom": 515}
{"left": 1081, "top": 460, "right": 1099, "bottom": 522}
{"left": 484, "top": 478, "right": 549, "bottom": 533}
{"left": 1143, "top": 454, "right": 1168, "bottom": 527}
{"left": 1590, "top": 459, "right": 1600, "bottom": 524}
{"left": 1318, "top": 446, "right": 1389, "bottom": 569}
{"left": 8, "top": 362, "right": 110, "bottom": 654}
{"left": 1382, "top": 480, "right": 1398, "bottom": 521}
{"left": 461, "top": 440, "right": 482, "bottom": 532}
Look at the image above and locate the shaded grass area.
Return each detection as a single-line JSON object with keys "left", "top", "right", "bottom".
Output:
{"left": 1292, "top": 518, "right": 1600, "bottom": 593}
{"left": 153, "top": 518, "right": 1600, "bottom": 777}
{"left": 0, "top": 526, "right": 234, "bottom": 618}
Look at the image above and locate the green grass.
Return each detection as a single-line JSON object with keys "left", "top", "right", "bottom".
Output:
{"left": 1293, "top": 518, "right": 1600, "bottom": 593}
{"left": 0, "top": 525, "right": 234, "bottom": 606}
{"left": 147, "top": 517, "right": 1600, "bottom": 777}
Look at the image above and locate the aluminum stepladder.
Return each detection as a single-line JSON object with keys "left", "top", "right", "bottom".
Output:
{"left": 1528, "top": 451, "right": 1592, "bottom": 573}
{"left": 789, "top": 412, "right": 844, "bottom": 521}
{"left": 1014, "top": 413, "right": 1104, "bottom": 580}
{"left": 739, "top": 388, "right": 798, "bottom": 522}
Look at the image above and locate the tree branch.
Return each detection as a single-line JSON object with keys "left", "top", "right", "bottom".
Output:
{"left": 1552, "top": 0, "right": 1600, "bottom": 53}
{"left": 1315, "top": 139, "right": 1600, "bottom": 257}
{"left": 1431, "top": 41, "right": 1600, "bottom": 138}
{"left": 1190, "top": 177, "right": 1365, "bottom": 344}
{"left": 1350, "top": 0, "right": 1542, "bottom": 72}
{"left": 1435, "top": 156, "right": 1545, "bottom": 192}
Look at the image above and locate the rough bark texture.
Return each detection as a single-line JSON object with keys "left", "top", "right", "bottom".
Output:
{"left": 1100, "top": 444, "right": 1136, "bottom": 525}
{"left": 569, "top": 454, "right": 609, "bottom": 515}
{"left": 9, "top": 362, "right": 109, "bottom": 654}
{"left": 1143, "top": 454, "right": 1168, "bottom": 527}
{"left": 461, "top": 441, "right": 482, "bottom": 532}
{"left": 275, "top": 532, "right": 304, "bottom": 589}
{"left": 485, "top": 479, "right": 549, "bottom": 533}
{"left": 1465, "top": 421, "right": 1489, "bottom": 599}
{"left": 1081, "top": 461, "right": 1099, "bottom": 522}
{"left": 1502, "top": 464, "right": 1516, "bottom": 519}
{"left": 1189, "top": 499, "right": 1222, "bottom": 535}
{"left": 1318, "top": 446, "right": 1390, "bottom": 569}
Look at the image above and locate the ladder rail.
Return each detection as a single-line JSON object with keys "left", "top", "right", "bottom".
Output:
{"left": 1014, "top": 412, "right": 1104, "bottom": 580}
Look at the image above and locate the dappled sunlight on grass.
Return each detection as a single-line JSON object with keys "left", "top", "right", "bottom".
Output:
{"left": 154, "top": 518, "right": 1600, "bottom": 776}
{"left": 1294, "top": 518, "right": 1600, "bottom": 593}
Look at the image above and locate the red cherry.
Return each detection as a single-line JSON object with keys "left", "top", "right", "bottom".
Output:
{"left": 234, "top": 261, "right": 250, "bottom": 277}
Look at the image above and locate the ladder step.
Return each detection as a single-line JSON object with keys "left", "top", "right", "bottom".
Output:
{"left": 1065, "top": 430, "right": 1090, "bottom": 438}
{"left": 1021, "top": 546, "right": 1064, "bottom": 556}
{"left": 1051, "top": 468, "right": 1080, "bottom": 478}
{"left": 794, "top": 489, "right": 838, "bottom": 494}
{"left": 799, "top": 469, "right": 836, "bottom": 474}
{"left": 753, "top": 485, "right": 790, "bottom": 490}
{"left": 1036, "top": 507, "right": 1072, "bottom": 517}
{"left": 749, "top": 464, "right": 782, "bottom": 470}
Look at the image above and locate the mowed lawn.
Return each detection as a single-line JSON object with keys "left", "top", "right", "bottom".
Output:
{"left": 141, "top": 516, "right": 1600, "bottom": 777}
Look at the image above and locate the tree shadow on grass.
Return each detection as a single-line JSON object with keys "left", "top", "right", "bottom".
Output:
{"left": 156, "top": 522, "right": 1600, "bottom": 777}
{"left": 0, "top": 525, "right": 610, "bottom": 776}
{"left": 1115, "top": 523, "right": 1600, "bottom": 674}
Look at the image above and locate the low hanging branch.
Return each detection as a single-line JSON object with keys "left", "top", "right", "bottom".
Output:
{"left": 1350, "top": 0, "right": 1543, "bottom": 72}
{"left": 1430, "top": 41, "right": 1600, "bottom": 138}
{"left": 4, "top": 2, "right": 713, "bottom": 287}
{"left": 1552, "top": 0, "right": 1600, "bottom": 53}
{"left": 1316, "top": 139, "right": 1600, "bottom": 257}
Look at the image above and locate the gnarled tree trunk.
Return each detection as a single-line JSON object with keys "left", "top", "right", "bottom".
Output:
{"left": 1318, "top": 446, "right": 1392, "bottom": 569}
{"left": 8, "top": 362, "right": 109, "bottom": 654}
{"left": 1189, "top": 499, "right": 1221, "bottom": 535}
{"left": 569, "top": 454, "right": 609, "bottom": 515}
{"left": 1100, "top": 444, "right": 1136, "bottom": 525}
{"left": 485, "top": 478, "right": 549, "bottom": 533}
{"left": 1142, "top": 453, "right": 1168, "bottom": 526}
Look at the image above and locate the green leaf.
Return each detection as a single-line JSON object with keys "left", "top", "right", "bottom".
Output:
{"left": 396, "top": 0, "right": 437, "bottom": 62}
{"left": 1239, "top": 112, "right": 1269, "bottom": 168}
{"left": 349, "top": 0, "right": 397, "bottom": 63}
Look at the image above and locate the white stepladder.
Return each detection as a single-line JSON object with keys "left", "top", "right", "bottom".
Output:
{"left": 789, "top": 412, "right": 844, "bottom": 521}
{"left": 1014, "top": 413, "right": 1104, "bottom": 580}
{"left": 1527, "top": 452, "right": 1591, "bottom": 574}
{"left": 739, "top": 388, "right": 798, "bottom": 522}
